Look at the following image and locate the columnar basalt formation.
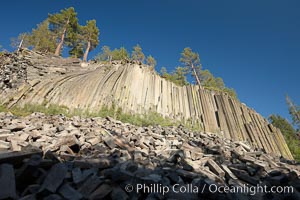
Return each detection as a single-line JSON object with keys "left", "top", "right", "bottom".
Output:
{"left": 0, "top": 50, "right": 293, "bottom": 159}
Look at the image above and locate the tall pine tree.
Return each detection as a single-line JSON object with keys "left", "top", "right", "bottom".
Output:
{"left": 81, "top": 20, "right": 100, "bottom": 62}
{"left": 286, "top": 96, "right": 300, "bottom": 130}
{"left": 179, "top": 47, "right": 202, "bottom": 89}
{"left": 29, "top": 19, "right": 56, "bottom": 53}
{"left": 131, "top": 44, "right": 145, "bottom": 62}
{"left": 146, "top": 55, "right": 157, "bottom": 67}
{"left": 48, "top": 7, "right": 79, "bottom": 56}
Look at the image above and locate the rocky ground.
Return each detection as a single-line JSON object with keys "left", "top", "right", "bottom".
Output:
{"left": 0, "top": 52, "right": 28, "bottom": 92}
{"left": 0, "top": 112, "right": 300, "bottom": 199}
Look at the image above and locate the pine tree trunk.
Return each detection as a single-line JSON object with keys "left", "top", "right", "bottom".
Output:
{"left": 54, "top": 27, "right": 67, "bottom": 56}
{"left": 191, "top": 64, "right": 203, "bottom": 89}
{"left": 83, "top": 41, "right": 91, "bottom": 62}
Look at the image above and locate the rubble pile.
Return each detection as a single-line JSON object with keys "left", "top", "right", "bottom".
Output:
{"left": 0, "top": 52, "right": 28, "bottom": 91}
{"left": 0, "top": 112, "right": 299, "bottom": 199}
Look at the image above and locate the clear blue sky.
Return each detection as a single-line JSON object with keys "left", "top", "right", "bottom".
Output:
{"left": 0, "top": 0, "right": 299, "bottom": 122}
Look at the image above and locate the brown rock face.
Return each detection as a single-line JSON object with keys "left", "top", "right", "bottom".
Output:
{"left": 0, "top": 50, "right": 293, "bottom": 160}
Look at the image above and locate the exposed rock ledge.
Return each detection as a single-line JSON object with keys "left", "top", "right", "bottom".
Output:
{"left": 0, "top": 50, "right": 293, "bottom": 160}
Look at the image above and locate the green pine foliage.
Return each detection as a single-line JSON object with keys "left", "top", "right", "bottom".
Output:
{"left": 159, "top": 66, "right": 237, "bottom": 99}
{"left": 80, "top": 20, "right": 100, "bottom": 62}
{"left": 286, "top": 96, "right": 300, "bottom": 130}
{"left": 10, "top": 32, "right": 31, "bottom": 50}
{"left": 131, "top": 44, "right": 145, "bottom": 62}
{"left": 29, "top": 20, "right": 56, "bottom": 53}
{"left": 146, "top": 55, "right": 157, "bottom": 67}
{"left": 11, "top": 20, "right": 56, "bottom": 54}
{"left": 69, "top": 43, "right": 84, "bottom": 58}
{"left": 180, "top": 47, "right": 202, "bottom": 86}
{"left": 200, "top": 69, "right": 237, "bottom": 99}
{"left": 48, "top": 7, "right": 79, "bottom": 56}
{"left": 111, "top": 47, "right": 129, "bottom": 61}
{"left": 95, "top": 46, "right": 129, "bottom": 62}
{"left": 11, "top": 7, "right": 100, "bottom": 60}
{"left": 95, "top": 46, "right": 112, "bottom": 62}
{"left": 160, "top": 66, "right": 189, "bottom": 86}
{"left": 269, "top": 114, "right": 300, "bottom": 161}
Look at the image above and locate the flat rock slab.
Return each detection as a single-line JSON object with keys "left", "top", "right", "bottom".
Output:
{"left": 78, "top": 175, "right": 103, "bottom": 198}
{"left": 41, "top": 163, "right": 68, "bottom": 193}
{"left": 0, "top": 164, "right": 16, "bottom": 199}
{"left": 89, "top": 183, "right": 112, "bottom": 200}
{"left": 58, "top": 183, "right": 83, "bottom": 200}
{"left": 0, "top": 147, "right": 42, "bottom": 165}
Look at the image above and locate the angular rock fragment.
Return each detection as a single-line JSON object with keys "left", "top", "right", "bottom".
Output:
{"left": 0, "top": 164, "right": 16, "bottom": 199}
{"left": 206, "top": 159, "right": 225, "bottom": 177}
{"left": 89, "top": 183, "right": 112, "bottom": 200}
{"left": 78, "top": 175, "right": 103, "bottom": 198}
{"left": 103, "top": 135, "right": 116, "bottom": 149}
{"left": 58, "top": 183, "right": 83, "bottom": 200}
{"left": 111, "top": 186, "right": 129, "bottom": 200}
{"left": 41, "top": 163, "right": 68, "bottom": 193}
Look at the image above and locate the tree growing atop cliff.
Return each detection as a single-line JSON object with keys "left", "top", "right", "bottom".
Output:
{"left": 286, "top": 96, "right": 300, "bottom": 130}
{"left": 95, "top": 46, "right": 112, "bottom": 62}
{"left": 11, "top": 20, "right": 56, "bottom": 54}
{"left": 160, "top": 66, "right": 189, "bottom": 86}
{"left": 28, "top": 20, "right": 56, "bottom": 53}
{"left": 69, "top": 44, "right": 84, "bottom": 58}
{"left": 269, "top": 114, "right": 300, "bottom": 161}
{"left": 146, "top": 55, "right": 157, "bottom": 68}
{"left": 95, "top": 46, "right": 130, "bottom": 62}
{"left": 180, "top": 47, "right": 202, "bottom": 89}
{"left": 80, "top": 20, "right": 100, "bottom": 62}
{"left": 111, "top": 47, "right": 129, "bottom": 61}
{"left": 132, "top": 44, "right": 145, "bottom": 63}
{"left": 10, "top": 33, "right": 31, "bottom": 50}
{"left": 48, "top": 7, "right": 79, "bottom": 56}
{"left": 200, "top": 69, "right": 237, "bottom": 99}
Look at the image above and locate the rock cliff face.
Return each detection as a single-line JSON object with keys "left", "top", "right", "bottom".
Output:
{"left": 0, "top": 50, "right": 293, "bottom": 159}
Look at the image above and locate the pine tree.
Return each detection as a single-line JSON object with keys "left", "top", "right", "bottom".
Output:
{"left": 160, "top": 67, "right": 168, "bottom": 78}
{"left": 146, "top": 55, "right": 157, "bottom": 67}
{"left": 269, "top": 114, "right": 300, "bottom": 161}
{"left": 48, "top": 7, "right": 79, "bottom": 56}
{"left": 179, "top": 47, "right": 202, "bottom": 89}
{"left": 69, "top": 44, "right": 84, "bottom": 58}
{"left": 131, "top": 44, "right": 145, "bottom": 62}
{"left": 95, "top": 46, "right": 112, "bottom": 62}
{"left": 10, "top": 32, "right": 31, "bottom": 50}
{"left": 118, "top": 47, "right": 129, "bottom": 60}
{"left": 81, "top": 20, "right": 100, "bottom": 62}
{"left": 110, "top": 47, "right": 129, "bottom": 61}
{"left": 286, "top": 96, "right": 300, "bottom": 130}
{"left": 11, "top": 20, "right": 55, "bottom": 53}
{"left": 29, "top": 19, "right": 56, "bottom": 53}
{"left": 173, "top": 67, "right": 189, "bottom": 86}
{"left": 160, "top": 66, "right": 188, "bottom": 86}
{"left": 200, "top": 69, "right": 225, "bottom": 89}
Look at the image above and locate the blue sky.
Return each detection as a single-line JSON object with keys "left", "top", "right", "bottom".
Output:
{"left": 0, "top": 0, "right": 299, "bottom": 122}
